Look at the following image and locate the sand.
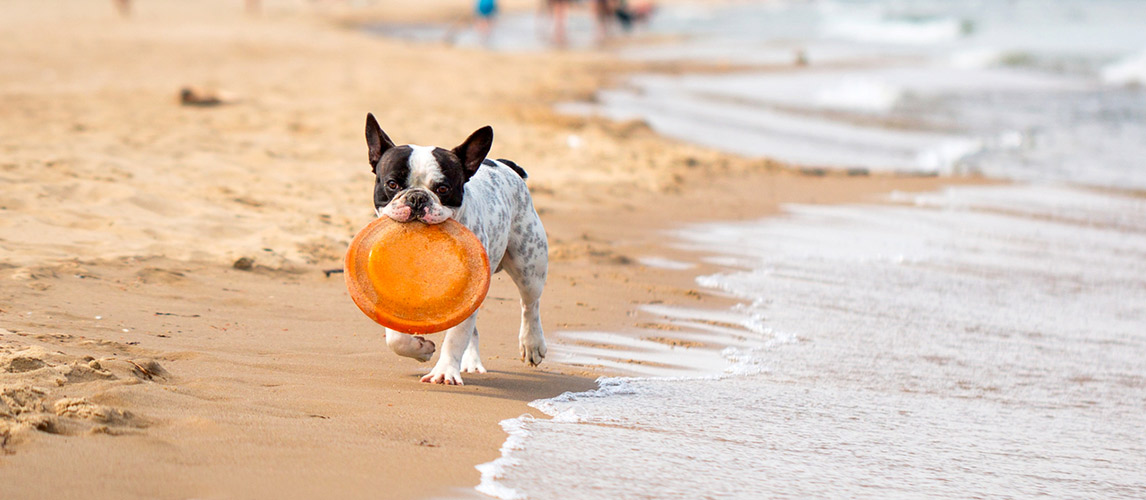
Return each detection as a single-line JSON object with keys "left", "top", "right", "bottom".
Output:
{"left": 0, "top": 1, "right": 973, "bottom": 498}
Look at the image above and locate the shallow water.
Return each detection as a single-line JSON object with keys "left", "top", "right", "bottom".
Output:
{"left": 479, "top": 185, "right": 1146, "bottom": 499}
{"left": 561, "top": 0, "right": 1146, "bottom": 186}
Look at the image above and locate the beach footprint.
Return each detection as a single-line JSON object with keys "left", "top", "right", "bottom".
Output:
{"left": 1, "top": 340, "right": 160, "bottom": 451}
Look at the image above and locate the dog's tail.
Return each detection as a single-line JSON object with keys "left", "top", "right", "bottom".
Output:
{"left": 498, "top": 158, "right": 528, "bottom": 179}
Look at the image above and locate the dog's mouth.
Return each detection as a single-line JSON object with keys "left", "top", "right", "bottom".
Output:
{"left": 413, "top": 206, "right": 452, "bottom": 225}
{"left": 379, "top": 201, "right": 452, "bottom": 225}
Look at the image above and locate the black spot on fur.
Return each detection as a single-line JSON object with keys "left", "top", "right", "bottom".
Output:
{"left": 497, "top": 158, "right": 528, "bottom": 179}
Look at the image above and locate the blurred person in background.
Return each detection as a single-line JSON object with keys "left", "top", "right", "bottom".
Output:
{"left": 593, "top": 0, "right": 658, "bottom": 43}
{"left": 475, "top": 0, "right": 498, "bottom": 42}
{"left": 543, "top": 0, "right": 572, "bottom": 46}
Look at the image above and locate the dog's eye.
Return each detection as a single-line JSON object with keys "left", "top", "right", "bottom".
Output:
{"left": 435, "top": 185, "right": 450, "bottom": 195}
{"left": 386, "top": 180, "right": 400, "bottom": 190}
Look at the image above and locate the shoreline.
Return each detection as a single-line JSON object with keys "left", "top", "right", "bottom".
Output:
{"left": 1, "top": 1, "right": 987, "bottom": 498}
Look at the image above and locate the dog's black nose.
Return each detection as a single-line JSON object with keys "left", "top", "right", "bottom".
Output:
{"left": 406, "top": 190, "right": 430, "bottom": 212}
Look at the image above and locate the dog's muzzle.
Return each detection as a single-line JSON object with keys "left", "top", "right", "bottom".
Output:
{"left": 382, "top": 188, "right": 453, "bottom": 224}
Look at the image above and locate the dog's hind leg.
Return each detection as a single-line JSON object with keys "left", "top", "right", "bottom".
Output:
{"left": 460, "top": 328, "right": 487, "bottom": 373}
{"left": 502, "top": 216, "right": 548, "bottom": 366}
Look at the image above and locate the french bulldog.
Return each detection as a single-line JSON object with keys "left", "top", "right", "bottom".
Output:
{"left": 365, "top": 113, "right": 548, "bottom": 385}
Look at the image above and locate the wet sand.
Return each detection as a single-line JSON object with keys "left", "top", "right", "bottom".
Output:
{"left": 0, "top": 1, "right": 975, "bottom": 498}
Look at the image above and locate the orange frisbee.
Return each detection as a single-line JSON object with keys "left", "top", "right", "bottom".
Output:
{"left": 345, "top": 217, "right": 490, "bottom": 334}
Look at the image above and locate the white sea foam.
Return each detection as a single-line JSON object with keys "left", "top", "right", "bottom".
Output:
{"left": 821, "top": 15, "right": 962, "bottom": 45}
{"left": 475, "top": 417, "right": 532, "bottom": 500}
{"left": 1102, "top": 49, "right": 1146, "bottom": 86}
{"left": 814, "top": 77, "right": 902, "bottom": 112}
{"left": 947, "top": 47, "right": 1003, "bottom": 70}
{"left": 572, "top": 64, "right": 1106, "bottom": 177}
{"left": 589, "top": 83, "right": 973, "bottom": 173}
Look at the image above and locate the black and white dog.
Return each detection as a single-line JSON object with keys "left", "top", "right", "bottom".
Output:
{"left": 364, "top": 113, "right": 548, "bottom": 385}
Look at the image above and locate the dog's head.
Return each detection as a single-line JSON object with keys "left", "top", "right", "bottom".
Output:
{"left": 365, "top": 113, "right": 493, "bottom": 224}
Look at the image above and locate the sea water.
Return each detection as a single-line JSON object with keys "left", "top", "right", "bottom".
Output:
{"left": 474, "top": 1, "right": 1146, "bottom": 498}
{"left": 478, "top": 186, "right": 1146, "bottom": 499}
{"left": 563, "top": 0, "right": 1146, "bottom": 184}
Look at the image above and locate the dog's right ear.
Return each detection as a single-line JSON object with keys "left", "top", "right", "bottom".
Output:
{"left": 365, "top": 113, "right": 396, "bottom": 169}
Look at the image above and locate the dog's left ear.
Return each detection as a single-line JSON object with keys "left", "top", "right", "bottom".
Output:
{"left": 452, "top": 126, "right": 493, "bottom": 179}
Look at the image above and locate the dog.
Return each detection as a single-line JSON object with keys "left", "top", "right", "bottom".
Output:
{"left": 364, "top": 113, "right": 548, "bottom": 385}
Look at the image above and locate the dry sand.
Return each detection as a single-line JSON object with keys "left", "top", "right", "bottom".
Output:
{"left": 0, "top": 1, "right": 974, "bottom": 498}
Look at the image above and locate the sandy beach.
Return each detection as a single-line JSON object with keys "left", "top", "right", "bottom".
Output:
{"left": 0, "top": 1, "right": 979, "bottom": 498}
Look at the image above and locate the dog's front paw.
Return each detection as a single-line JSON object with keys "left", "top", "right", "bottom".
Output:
{"left": 520, "top": 335, "right": 547, "bottom": 367}
{"left": 420, "top": 365, "right": 464, "bottom": 385}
